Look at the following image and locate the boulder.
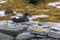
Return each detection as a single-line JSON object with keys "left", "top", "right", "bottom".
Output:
{"left": 48, "top": 30, "right": 60, "bottom": 38}
{"left": 16, "top": 32, "right": 35, "bottom": 40}
{"left": 0, "top": 33, "right": 13, "bottom": 40}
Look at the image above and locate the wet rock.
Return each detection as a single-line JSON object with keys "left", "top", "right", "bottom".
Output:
{"left": 0, "top": 33, "right": 13, "bottom": 40}
{"left": 16, "top": 32, "right": 35, "bottom": 40}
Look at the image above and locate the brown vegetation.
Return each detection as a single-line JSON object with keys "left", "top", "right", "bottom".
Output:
{"left": 0, "top": 0, "right": 60, "bottom": 22}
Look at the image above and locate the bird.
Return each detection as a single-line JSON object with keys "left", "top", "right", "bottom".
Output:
{"left": 11, "top": 13, "right": 30, "bottom": 23}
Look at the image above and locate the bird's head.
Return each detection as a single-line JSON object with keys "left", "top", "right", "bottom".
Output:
{"left": 23, "top": 13, "right": 31, "bottom": 17}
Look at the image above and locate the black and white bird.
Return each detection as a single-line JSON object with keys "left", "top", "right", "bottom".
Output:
{"left": 11, "top": 13, "right": 30, "bottom": 23}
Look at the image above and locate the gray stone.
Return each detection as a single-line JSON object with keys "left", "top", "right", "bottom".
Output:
{"left": 16, "top": 32, "right": 35, "bottom": 40}
{"left": 0, "top": 33, "right": 13, "bottom": 40}
{"left": 31, "top": 38, "right": 58, "bottom": 40}
{"left": 48, "top": 30, "right": 60, "bottom": 38}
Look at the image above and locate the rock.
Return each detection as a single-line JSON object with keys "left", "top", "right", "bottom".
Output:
{"left": 16, "top": 32, "right": 35, "bottom": 40}
{"left": 28, "top": 27, "right": 50, "bottom": 36}
{"left": 48, "top": 30, "right": 60, "bottom": 38}
{"left": 0, "top": 33, "right": 13, "bottom": 40}
{"left": 31, "top": 38, "right": 58, "bottom": 40}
